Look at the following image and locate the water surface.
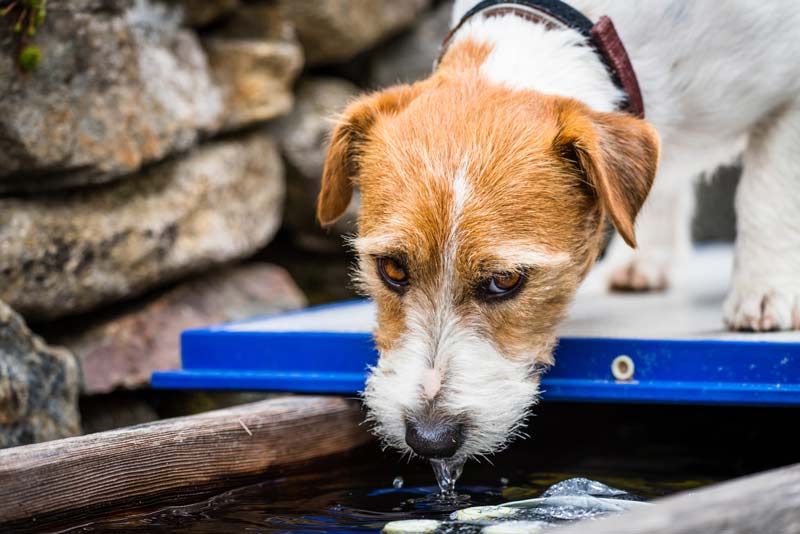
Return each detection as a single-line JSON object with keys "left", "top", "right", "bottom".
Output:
{"left": 44, "top": 402, "right": 800, "bottom": 533}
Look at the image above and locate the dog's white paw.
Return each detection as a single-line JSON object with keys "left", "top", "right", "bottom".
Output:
{"left": 608, "top": 258, "right": 669, "bottom": 293}
{"left": 723, "top": 282, "right": 800, "bottom": 332}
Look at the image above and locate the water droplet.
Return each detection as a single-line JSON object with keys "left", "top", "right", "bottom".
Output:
{"left": 430, "top": 457, "right": 465, "bottom": 496}
{"left": 393, "top": 476, "right": 404, "bottom": 489}
{"left": 500, "top": 477, "right": 510, "bottom": 486}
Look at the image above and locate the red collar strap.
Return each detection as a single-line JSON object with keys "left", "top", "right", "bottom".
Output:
{"left": 439, "top": 0, "right": 645, "bottom": 118}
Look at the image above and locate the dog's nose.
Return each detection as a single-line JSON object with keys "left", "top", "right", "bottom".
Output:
{"left": 405, "top": 419, "right": 464, "bottom": 458}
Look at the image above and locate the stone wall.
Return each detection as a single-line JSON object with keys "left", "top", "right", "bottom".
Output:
{"left": 0, "top": 0, "right": 438, "bottom": 447}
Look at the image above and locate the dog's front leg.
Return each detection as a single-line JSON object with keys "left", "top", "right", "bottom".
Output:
{"left": 724, "top": 103, "right": 800, "bottom": 331}
{"left": 603, "top": 161, "right": 695, "bottom": 292}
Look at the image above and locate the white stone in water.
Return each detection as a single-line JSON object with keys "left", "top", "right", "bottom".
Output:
{"left": 541, "top": 477, "right": 627, "bottom": 498}
{"left": 503, "top": 495, "right": 650, "bottom": 515}
{"left": 451, "top": 506, "right": 519, "bottom": 521}
{"left": 447, "top": 477, "right": 650, "bottom": 528}
{"left": 430, "top": 457, "right": 465, "bottom": 494}
{"left": 383, "top": 519, "right": 442, "bottom": 533}
{"left": 481, "top": 521, "right": 550, "bottom": 534}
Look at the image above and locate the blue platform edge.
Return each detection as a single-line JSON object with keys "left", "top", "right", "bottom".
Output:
{"left": 151, "top": 300, "right": 800, "bottom": 406}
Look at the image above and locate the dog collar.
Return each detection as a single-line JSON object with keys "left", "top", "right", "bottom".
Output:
{"left": 439, "top": 0, "right": 645, "bottom": 118}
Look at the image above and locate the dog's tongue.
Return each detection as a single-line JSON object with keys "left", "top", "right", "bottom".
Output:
{"left": 430, "top": 457, "right": 465, "bottom": 495}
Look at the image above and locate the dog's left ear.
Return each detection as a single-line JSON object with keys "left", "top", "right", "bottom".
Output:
{"left": 555, "top": 103, "right": 660, "bottom": 248}
{"left": 317, "top": 84, "right": 420, "bottom": 226}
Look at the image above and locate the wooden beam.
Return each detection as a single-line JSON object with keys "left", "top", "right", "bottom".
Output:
{"left": 0, "top": 396, "right": 372, "bottom": 523}
{"left": 550, "top": 462, "right": 800, "bottom": 534}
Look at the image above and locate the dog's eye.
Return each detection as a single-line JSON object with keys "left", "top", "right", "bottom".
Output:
{"left": 481, "top": 271, "right": 525, "bottom": 300}
{"left": 377, "top": 257, "right": 409, "bottom": 293}
{"left": 489, "top": 272, "right": 522, "bottom": 293}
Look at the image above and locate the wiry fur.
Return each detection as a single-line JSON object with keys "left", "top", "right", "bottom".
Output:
{"left": 362, "top": 302, "right": 541, "bottom": 459}
{"left": 320, "top": 38, "right": 653, "bottom": 458}
{"left": 453, "top": 0, "right": 800, "bottom": 329}
{"left": 320, "top": 0, "right": 800, "bottom": 460}
{"left": 360, "top": 155, "right": 546, "bottom": 459}
{"left": 450, "top": 12, "right": 624, "bottom": 113}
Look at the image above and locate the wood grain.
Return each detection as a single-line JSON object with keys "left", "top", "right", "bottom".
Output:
{"left": 550, "top": 462, "right": 800, "bottom": 534}
{"left": 0, "top": 396, "right": 372, "bottom": 523}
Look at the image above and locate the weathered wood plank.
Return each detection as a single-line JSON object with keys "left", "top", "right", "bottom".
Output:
{"left": 550, "top": 462, "right": 800, "bottom": 534}
{"left": 0, "top": 396, "right": 371, "bottom": 523}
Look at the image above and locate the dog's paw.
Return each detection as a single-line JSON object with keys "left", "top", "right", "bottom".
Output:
{"left": 723, "top": 283, "right": 800, "bottom": 332}
{"left": 608, "top": 259, "right": 669, "bottom": 293}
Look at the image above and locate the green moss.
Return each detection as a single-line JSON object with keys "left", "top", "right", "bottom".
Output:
{"left": 2, "top": 0, "right": 47, "bottom": 71}
{"left": 27, "top": 0, "right": 46, "bottom": 35}
{"left": 18, "top": 44, "right": 41, "bottom": 71}
{"left": 2, "top": 0, "right": 47, "bottom": 36}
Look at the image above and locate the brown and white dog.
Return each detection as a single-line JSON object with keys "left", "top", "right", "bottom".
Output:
{"left": 317, "top": 0, "right": 800, "bottom": 461}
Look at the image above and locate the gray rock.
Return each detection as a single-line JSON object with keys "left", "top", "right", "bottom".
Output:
{"left": 279, "top": 0, "right": 431, "bottom": 66}
{"left": 0, "top": 0, "right": 224, "bottom": 191}
{"left": 0, "top": 300, "right": 80, "bottom": 448}
{"left": 203, "top": 3, "right": 304, "bottom": 129}
{"left": 269, "top": 77, "right": 361, "bottom": 237}
{"left": 205, "top": 37, "right": 303, "bottom": 130}
{"left": 369, "top": 1, "right": 452, "bottom": 88}
{"left": 213, "top": 2, "right": 287, "bottom": 40}
{"left": 0, "top": 132, "right": 285, "bottom": 321}
{"left": 170, "top": 0, "right": 240, "bottom": 28}
{"left": 59, "top": 263, "right": 306, "bottom": 394}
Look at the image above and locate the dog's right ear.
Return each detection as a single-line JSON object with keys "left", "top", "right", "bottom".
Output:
{"left": 317, "top": 84, "right": 420, "bottom": 226}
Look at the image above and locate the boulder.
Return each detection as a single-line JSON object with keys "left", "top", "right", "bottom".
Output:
{"left": 58, "top": 263, "right": 306, "bottom": 394}
{"left": 369, "top": 1, "right": 452, "bottom": 87}
{"left": 204, "top": 37, "right": 303, "bottom": 129}
{"left": 213, "top": 2, "right": 287, "bottom": 39}
{"left": 0, "top": 0, "right": 224, "bottom": 192}
{"left": 269, "top": 77, "right": 361, "bottom": 237}
{"left": 172, "top": 0, "right": 240, "bottom": 28}
{"left": 203, "top": 3, "right": 303, "bottom": 129}
{"left": 0, "top": 300, "right": 80, "bottom": 448}
{"left": 0, "top": 132, "right": 285, "bottom": 320}
{"left": 278, "top": 0, "right": 431, "bottom": 66}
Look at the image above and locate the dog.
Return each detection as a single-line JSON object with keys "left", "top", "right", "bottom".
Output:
{"left": 317, "top": 0, "right": 800, "bottom": 461}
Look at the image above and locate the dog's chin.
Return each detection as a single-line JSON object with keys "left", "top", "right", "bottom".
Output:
{"left": 361, "top": 335, "right": 543, "bottom": 460}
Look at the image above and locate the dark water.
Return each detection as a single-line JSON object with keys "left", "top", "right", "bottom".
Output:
{"left": 31, "top": 403, "right": 800, "bottom": 534}
{"left": 52, "top": 455, "right": 690, "bottom": 534}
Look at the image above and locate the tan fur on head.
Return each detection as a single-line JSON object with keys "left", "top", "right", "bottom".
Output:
{"left": 318, "top": 38, "right": 660, "bottom": 459}
{"left": 318, "top": 84, "right": 422, "bottom": 226}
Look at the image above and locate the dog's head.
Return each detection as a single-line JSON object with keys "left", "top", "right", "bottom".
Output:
{"left": 317, "top": 42, "right": 659, "bottom": 460}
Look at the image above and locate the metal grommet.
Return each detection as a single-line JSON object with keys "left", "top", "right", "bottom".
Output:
{"left": 611, "top": 355, "right": 635, "bottom": 381}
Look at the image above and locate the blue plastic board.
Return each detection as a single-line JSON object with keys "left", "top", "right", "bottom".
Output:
{"left": 151, "top": 247, "right": 800, "bottom": 406}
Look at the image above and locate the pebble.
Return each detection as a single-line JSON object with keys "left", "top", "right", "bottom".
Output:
{"left": 383, "top": 519, "right": 442, "bottom": 533}
{"left": 451, "top": 506, "right": 519, "bottom": 521}
{"left": 481, "top": 520, "right": 549, "bottom": 534}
